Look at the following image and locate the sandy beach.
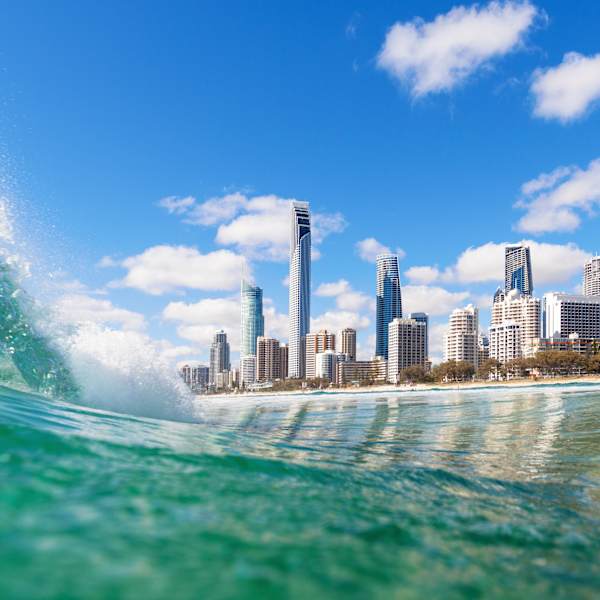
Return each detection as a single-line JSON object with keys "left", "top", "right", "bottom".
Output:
{"left": 200, "top": 374, "right": 600, "bottom": 400}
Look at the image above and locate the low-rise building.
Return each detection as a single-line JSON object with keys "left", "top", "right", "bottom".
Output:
{"left": 337, "top": 357, "right": 387, "bottom": 386}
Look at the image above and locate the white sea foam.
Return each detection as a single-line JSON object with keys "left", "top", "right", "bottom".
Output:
{"left": 55, "top": 322, "right": 198, "bottom": 422}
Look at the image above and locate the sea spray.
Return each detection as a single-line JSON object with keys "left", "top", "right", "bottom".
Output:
{"left": 58, "top": 322, "right": 196, "bottom": 421}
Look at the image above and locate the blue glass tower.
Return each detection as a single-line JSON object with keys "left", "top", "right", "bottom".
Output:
{"left": 375, "top": 253, "right": 402, "bottom": 359}
{"left": 240, "top": 279, "right": 264, "bottom": 357}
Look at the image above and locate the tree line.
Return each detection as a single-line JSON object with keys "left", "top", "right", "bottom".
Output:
{"left": 394, "top": 351, "right": 600, "bottom": 384}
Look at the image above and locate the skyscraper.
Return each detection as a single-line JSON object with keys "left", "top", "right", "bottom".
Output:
{"left": 340, "top": 328, "right": 357, "bottom": 361}
{"left": 288, "top": 201, "right": 311, "bottom": 378}
{"left": 240, "top": 279, "right": 264, "bottom": 358}
{"left": 444, "top": 304, "right": 479, "bottom": 368}
{"left": 583, "top": 256, "right": 600, "bottom": 296}
{"left": 505, "top": 245, "right": 533, "bottom": 296}
{"left": 375, "top": 253, "right": 402, "bottom": 359}
{"left": 209, "top": 330, "right": 230, "bottom": 386}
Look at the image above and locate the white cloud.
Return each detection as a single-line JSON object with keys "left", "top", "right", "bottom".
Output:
{"left": 161, "top": 192, "right": 346, "bottom": 262}
{"left": 377, "top": 1, "right": 537, "bottom": 97}
{"left": 404, "top": 265, "right": 441, "bottom": 285}
{"left": 531, "top": 52, "right": 600, "bottom": 122}
{"left": 158, "top": 195, "right": 196, "bottom": 216}
{"left": 315, "top": 279, "right": 374, "bottom": 312}
{"left": 186, "top": 192, "right": 247, "bottom": 225}
{"left": 163, "top": 296, "right": 288, "bottom": 351}
{"left": 311, "top": 310, "right": 370, "bottom": 334}
{"left": 357, "top": 333, "right": 376, "bottom": 361}
{"left": 263, "top": 298, "right": 289, "bottom": 341}
{"left": 163, "top": 297, "right": 241, "bottom": 349}
{"left": 114, "top": 245, "right": 247, "bottom": 295}
{"left": 96, "top": 255, "right": 119, "bottom": 268}
{"left": 428, "top": 322, "right": 448, "bottom": 363}
{"left": 516, "top": 158, "right": 600, "bottom": 234}
{"left": 402, "top": 285, "right": 470, "bottom": 316}
{"left": 56, "top": 294, "right": 147, "bottom": 331}
{"left": 355, "top": 238, "right": 405, "bottom": 263}
{"left": 315, "top": 279, "right": 351, "bottom": 297}
{"left": 411, "top": 240, "right": 590, "bottom": 287}
{"left": 520, "top": 165, "right": 575, "bottom": 195}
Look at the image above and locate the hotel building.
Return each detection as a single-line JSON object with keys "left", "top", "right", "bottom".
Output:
{"left": 387, "top": 318, "right": 427, "bottom": 383}
{"left": 583, "top": 256, "right": 600, "bottom": 296}
{"left": 444, "top": 304, "right": 479, "bottom": 368}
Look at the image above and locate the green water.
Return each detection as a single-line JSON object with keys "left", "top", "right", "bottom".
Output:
{"left": 2, "top": 384, "right": 600, "bottom": 599}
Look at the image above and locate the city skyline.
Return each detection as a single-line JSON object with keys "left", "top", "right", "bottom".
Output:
{"left": 1, "top": 1, "right": 600, "bottom": 368}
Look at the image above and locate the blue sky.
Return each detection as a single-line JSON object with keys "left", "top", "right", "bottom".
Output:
{"left": 1, "top": 0, "right": 600, "bottom": 363}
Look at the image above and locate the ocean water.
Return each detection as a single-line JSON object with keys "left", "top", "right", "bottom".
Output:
{"left": 2, "top": 383, "right": 600, "bottom": 599}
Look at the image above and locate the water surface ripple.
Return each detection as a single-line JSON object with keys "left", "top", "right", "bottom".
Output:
{"left": 2, "top": 384, "right": 600, "bottom": 599}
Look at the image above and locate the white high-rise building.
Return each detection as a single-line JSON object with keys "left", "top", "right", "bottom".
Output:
{"left": 316, "top": 349, "right": 339, "bottom": 383}
{"left": 387, "top": 318, "right": 427, "bottom": 383}
{"left": 583, "top": 256, "right": 600, "bottom": 296}
{"left": 240, "top": 355, "right": 256, "bottom": 386}
{"left": 305, "top": 330, "right": 336, "bottom": 379}
{"left": 288, "top": 201, "right": 311, "bottom": 378}
{"left": 490, "top": 290, "right": 540, "bottom": 360}
{"left": 444, "top": 305, "right": 479, "bottom": 368}
{"left": 543, "top": 293, "right": 600, "bottom": 339}
{"left": 489, "top": 322, "right": 521, "bottom": 364}
{"left": 491, "top": 289, "right": 540, "bottom": 354}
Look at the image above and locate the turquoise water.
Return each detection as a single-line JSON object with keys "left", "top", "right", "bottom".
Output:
{"left": 2, "top": 383, "right": 600, "bottom": 599}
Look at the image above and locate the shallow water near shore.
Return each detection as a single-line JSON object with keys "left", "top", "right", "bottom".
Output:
{"left": 2, "top": 383, "right": 600, "bottom": 599}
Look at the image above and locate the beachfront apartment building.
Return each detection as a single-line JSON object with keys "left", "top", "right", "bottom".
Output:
{"left": 543, "top": 293, "right": 600, "bottom": 339}
{"left": 583, "top": 256, "right": 600, "bottom": 296}
{"left": 305, "top": 330, "right": 336, "bottom": 379}
{"left": 387, "top": 318, "right": 427, "bottom": 383}
{"left": 444, "top": 304, "right": 479, "bottom": 368}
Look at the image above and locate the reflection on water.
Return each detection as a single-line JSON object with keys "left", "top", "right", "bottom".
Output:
{"left": 3, "top": 383, "right": 600, "bottom": 599}
{"left": 201, "top": 386, "right": 600, "bottom": 492}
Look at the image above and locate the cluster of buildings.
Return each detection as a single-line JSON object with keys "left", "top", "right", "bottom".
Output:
{"left": 444, "top": 248, "right": 600, "bottom": 370}
{"left": 180, "top": 201, "right": 431, "bottom": 392}
{"left": 179, "top": 199, "right": 600, "bottom": 392}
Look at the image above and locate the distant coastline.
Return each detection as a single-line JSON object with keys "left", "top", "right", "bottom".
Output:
{"left": 199, "top": 375, "right": 600, "bottom": 401}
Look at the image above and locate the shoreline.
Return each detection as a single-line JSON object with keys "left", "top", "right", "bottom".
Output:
{"left": 199, "top": 375, "right": 600, "bottom": 400}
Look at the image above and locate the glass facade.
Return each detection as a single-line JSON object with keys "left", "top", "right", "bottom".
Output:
{"left": 375, "top": 254, "right": 402, "bottom": 359}
{"left": 240, "top": 280, "right": 264, "bottom": 358}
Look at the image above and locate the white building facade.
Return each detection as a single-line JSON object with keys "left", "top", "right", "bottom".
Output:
{"left": 583, "top": 256, "right": 600, "bottom": 296}
{"left": 491, "top": 289, "right": 540, "bottom": 358}
{"left": 388, "top": 318, "right": 427, "bottom": 383}
{"left": 543, "top": 293, "right": 600, "bottom": 339}
{"left": 444, "top": 305, "right": 479, "bottom": 368}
